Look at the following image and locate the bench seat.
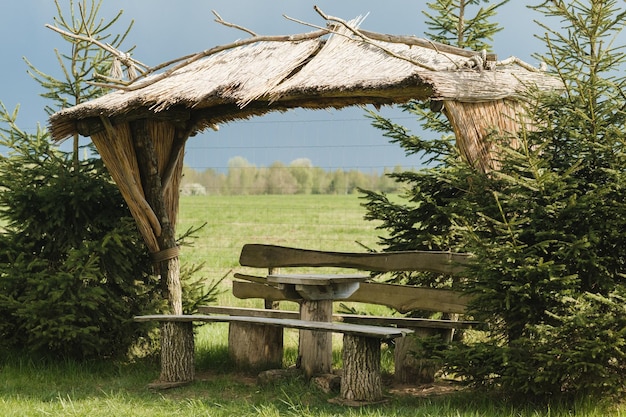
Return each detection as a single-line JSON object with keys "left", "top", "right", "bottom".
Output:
{"left": 134, "top": 314, "right": 413, "bottom": 339}
{"left": 198, "top": 305, "right": 482, "bottom": 330}
{"left": 134, "top": 313, "right": 412, "bottom": 403}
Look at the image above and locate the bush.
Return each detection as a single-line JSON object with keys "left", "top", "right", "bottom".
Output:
{"left": 363, "top": 0, "right": 626, "bottom": 401}
{"left": 0, "top": 115, "right": 163, "bottom": 359}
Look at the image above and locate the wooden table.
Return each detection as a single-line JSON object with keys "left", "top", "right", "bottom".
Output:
{"left": 267, "top": 273, "right": 368, "bottom": 377}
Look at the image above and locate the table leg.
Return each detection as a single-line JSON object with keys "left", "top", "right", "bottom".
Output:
{"left": 299, "top": 299, "right": 333, "bottom": 378}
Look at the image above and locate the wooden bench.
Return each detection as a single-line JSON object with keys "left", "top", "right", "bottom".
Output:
{"left": 201, "top": 244, "right": 479, "bottom": 384}
{"left": 134, "top": 314, "right": 413, "bottom": 403}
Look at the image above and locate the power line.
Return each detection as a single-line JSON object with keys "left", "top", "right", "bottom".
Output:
{"left": 186, "top": 144, "right": 401, "bottom": 150}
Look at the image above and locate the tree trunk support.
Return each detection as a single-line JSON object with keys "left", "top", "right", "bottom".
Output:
{"left": 394, "top": 327, "right": 445, "bottom": 384}
{"left": 132, "top": 119, "right": 194, "bottom": 384}
{"left": 339, "top": 334, "right": 384, "bottom": 404}
{"left": 228, "top": 321, "right": 283, "bottom": 370}
{"left": 228, "top": 266, "right": 284, "bottom": 370}
{"left": 298, "top": 299, "right": 333, "bottom": 378}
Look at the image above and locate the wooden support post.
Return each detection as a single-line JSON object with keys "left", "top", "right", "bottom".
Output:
{"left": 159, "top": 321, "right": 195, "bottom": 384}
{"left": 395, "top": 314, "right": 457, "bottom": 383}
{"left": 132, "top": 119, "right": 193, "bottom": 384}
{"left": 266, "top": 267, "right": 280, "bottom": 310}
{"left": 340, "top": 334, "right": 383, "bottom": 403}
{"left": 298, "top": 299, "right": 333, "bottom": 378}
{"left": 394, "top": 328, "right": 442, "bottom": 384}
{"left": 228, "top": 322, "right": 283, "bottom": 370}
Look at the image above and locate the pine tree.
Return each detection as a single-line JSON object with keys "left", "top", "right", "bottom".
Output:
{"left": 24, "top": 0, "right": 134, "bottom": 169}
{"left": 361, "top": 0, "right": 508, "bottom": 288}
{"left": 0, "top": 1, "right": 162, "bottom": 360}
{"left": 452, "top": 0, "right": 626, "bottom": 399}
{"left": 362, "top": 0, "right": 626, "bottom": 400}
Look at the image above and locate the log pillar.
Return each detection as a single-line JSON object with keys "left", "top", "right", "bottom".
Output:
{"left": 228, "top": 322, "right": 283, "bottom": 370}
{"left": 131, "top": 119, "right": 194, "bottom": 384}
{"left": 157, "top": 255, "right": 194, "bottom": 384}
{"left": 394, "top": 328, "right": 442, "bottom": 384}
{"left": 340, "top": 334, "right": 383, "bottom": 403}
{"left": 298, "top": 299, "right": 333, "bottom": 378}
{"left": 160, "top": 321, "right": 195, "bottom": 383}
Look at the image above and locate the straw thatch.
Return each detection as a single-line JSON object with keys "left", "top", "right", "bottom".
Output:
{"left": 48, "top": 21, "right": 562, "bottom": 143}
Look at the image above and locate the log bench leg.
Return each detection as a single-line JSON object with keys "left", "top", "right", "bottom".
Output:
{"left": 228, "top": 322, "right": 283, "bottom": 370}
{"left": 395, "top": 328, "right": 438, "bottom": 383}
{"left": 159, "top": 321, "right": 195, "bottom": 385}
{"left": 394, "top": 327, "right": 451, "bottom": 383}
{"left": 340, "top": 334, "right": 383, "bottom": 403}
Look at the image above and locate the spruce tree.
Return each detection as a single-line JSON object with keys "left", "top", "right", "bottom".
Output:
{"left": 361, "top": 0, "right": 508, "bottom": 288}
{"left": 362, "top": 0, "right": 626, "bottom": 400}
{"left": 24, "top": 0, "right": 134, "bottom": 169}
{"left": 0, "top": 1, "right": 162, "bottom": 360}
{"left": 452, "top": 0, "right": 626, "bottom": 399}
{"left": 0, "top": 0, "right": 221, "bottom": 360}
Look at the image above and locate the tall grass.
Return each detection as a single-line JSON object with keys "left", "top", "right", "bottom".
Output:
{"left": 1, "top": 195, "right": 622, "bottom": 416}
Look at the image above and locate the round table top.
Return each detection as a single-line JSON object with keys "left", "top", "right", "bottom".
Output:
{"left": 267, "top": 273, "right": 369, "bottom": 286}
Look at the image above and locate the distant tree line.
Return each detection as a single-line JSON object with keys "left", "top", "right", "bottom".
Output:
{"left": 180, "top": 156, "right": 407, "bottom": 195}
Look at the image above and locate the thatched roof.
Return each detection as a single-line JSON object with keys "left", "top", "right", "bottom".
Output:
{"left": 48, "top": 19, "right": 562, "bottom": 141}
{"left": 43, "top": 16, "right": 566, "bottom": 377}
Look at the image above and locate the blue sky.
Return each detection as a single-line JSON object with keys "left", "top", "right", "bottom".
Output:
{"left": 2, "top": 1, "right": 558, "bottom": 172}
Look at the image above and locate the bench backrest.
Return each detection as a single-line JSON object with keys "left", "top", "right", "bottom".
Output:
{"left": 239, "top": 244, "right": 470, "bottom": 275}
{"left": 236, "top": 244, "right": 472, "bottom": 314}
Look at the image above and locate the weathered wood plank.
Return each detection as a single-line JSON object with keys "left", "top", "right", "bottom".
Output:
{"left": 232, "top": 281, "right": 471, "bottom": 314}
{"left": 232, "top": 272, "right": 269, "bottom": 284}
{"left": 232, "top": 281, "right": 294, "bottom": 301}
{"left": 267, "top": 273, "right": 366, "bottom": 301}
{"left": 134, "top": 314, "right": 413, "bottom": 339}
{"left": 239, "top": 244, "right": 469, "bottom": 274}
{"left": 198, "top": 305, "right": 299, "bottom": 319}
{"left": 348, "top": 282, "right": 471, "bottom": 314}
{"left": 198, "top": 305, "right": 482, "bottom": 329}
{"left": 338, "top": 314, "right": 481, "bottom": 330}
{"left": 267, "top": 273, "right": 368, "bottom": 286}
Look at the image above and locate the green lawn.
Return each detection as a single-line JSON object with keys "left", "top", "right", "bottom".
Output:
{"left": 177, "top": 194, "right": 388, "bottom": 306}
{"left": 177, "top": 194, "right": 386, "bottom": 269}
{"left": 0, "top": 194, "right": 622, "bottom": 416}
{"left": 1, "top": 347, "right": 614, "bottom": 417}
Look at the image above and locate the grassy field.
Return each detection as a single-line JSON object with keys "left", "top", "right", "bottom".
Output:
{"left": 177, "top": 194, "right": 389, "bottom": 307}
{"left": 177, "top": 194, "right": 387, "bottom": 271}
{"left": 0, "top": 194, "right": 622, "bottom": 416}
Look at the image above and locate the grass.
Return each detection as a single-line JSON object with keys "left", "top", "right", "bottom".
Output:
{"left": 0, "top": 351, "right": 618, "bottom": 417}
{"left": 1, "top": 194, "right": 624, "bottom": 416}
{"left": 177, "top": 194, "right": 385, "bottom": 272}
{"left": 177, "top": 194, "right": 388, "bottom": 306}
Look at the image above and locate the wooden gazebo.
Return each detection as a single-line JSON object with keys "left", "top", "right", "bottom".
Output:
{"left": 48, "top": 11, "right": 562, "bottom": 384}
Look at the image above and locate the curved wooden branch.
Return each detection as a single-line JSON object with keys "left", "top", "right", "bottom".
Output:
{"left": 212, "top": 10, "right": 257, "bottom": 36}
{"left": 496, "top": 56, "right": 542, "bottom": 72}
{"left": 312, "top": 6, "right": 439, "bottom": 71}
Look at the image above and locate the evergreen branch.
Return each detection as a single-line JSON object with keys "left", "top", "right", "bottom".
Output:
{"left": 44, "top": 24, "right": 149, "bottom": 75}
